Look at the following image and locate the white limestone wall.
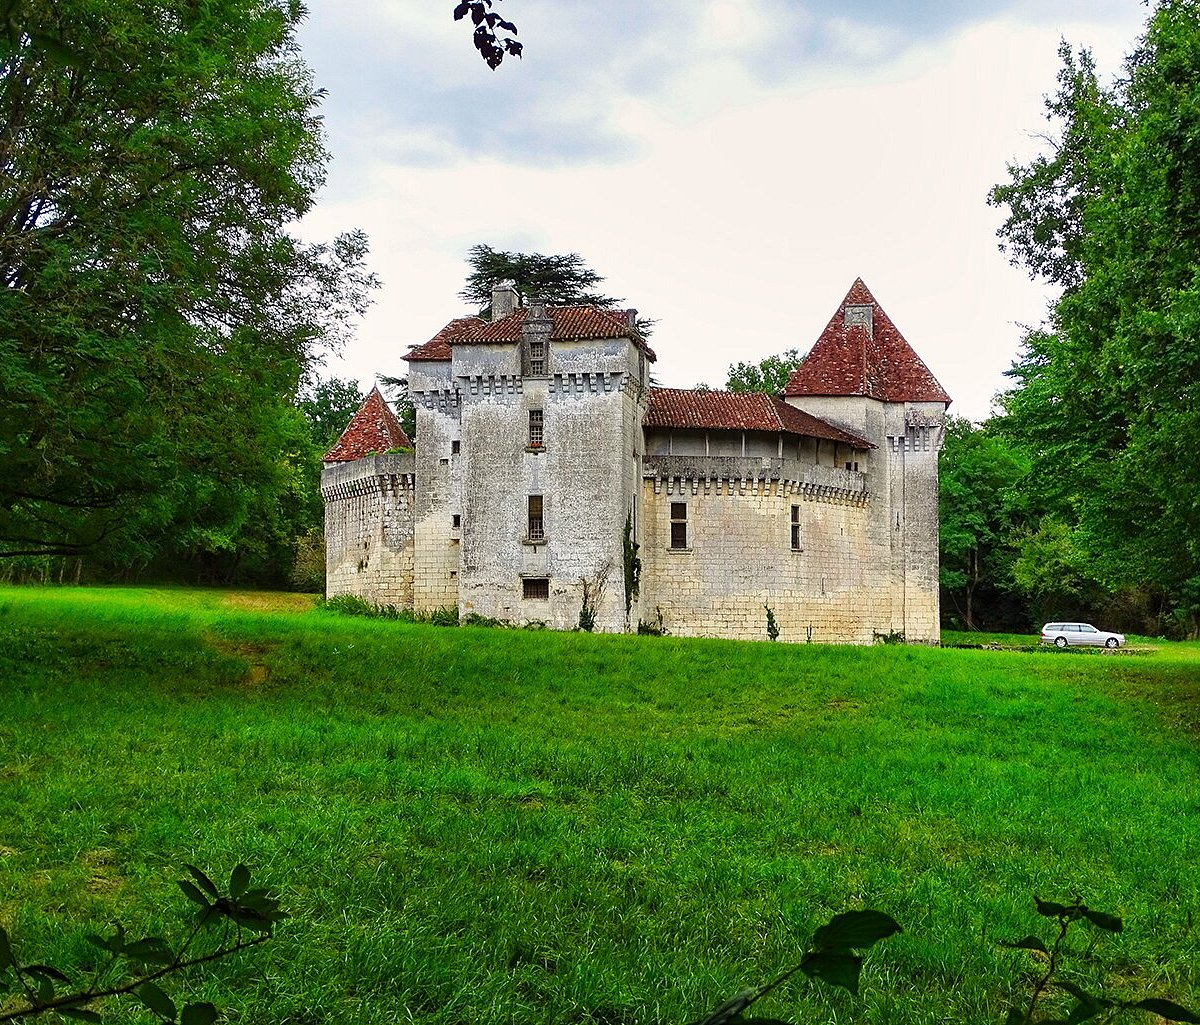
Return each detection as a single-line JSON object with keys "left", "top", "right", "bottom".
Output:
{"left": 412, "top": 400, "right": 461, "bottom": 612}
{"left": 637, "top": 469, "right": 894, "bottom": 643}
{"left": 457, "top": 373, "right": 640, "bottom": 630}
{"left": 321, "top": 455, "right": 416, "bottom": 606}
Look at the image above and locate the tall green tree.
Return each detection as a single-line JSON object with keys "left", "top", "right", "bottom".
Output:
{"left": 725, "top": 349, "right": 804, "bottom": 394}
{"left": 989, "top": 0, "right": 1200, "bottom": 635}
{"left": 298, "top": 376, "right": 365, "bottom": 451}
{"left": 937, "top": 418, "right": 1031, "bottom": 631}
{"left": 460, "top": 244, "right": 622, "bottom": 311}
{"left": 0, "top": 0, "right": 376, "bottom": 565}
{"left": 459, "top": 243, "right": 654, "bottom": 334}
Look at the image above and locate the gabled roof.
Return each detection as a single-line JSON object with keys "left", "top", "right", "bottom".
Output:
{"left": 323, "top": 386, "right": 411, "bottom": 462}
{"left": 645, "top": 388, "right": 873, "bottom": 449}
{"left": 402, "top": 306, "right": 656, "bottom": 362}
{"left": 783, "top": 278, "right": 950, "bottom": 404}
{"left": 404, "top": 316, "right": 485, "bottom": 362}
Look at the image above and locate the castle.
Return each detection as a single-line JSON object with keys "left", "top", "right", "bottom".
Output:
{"left": 321, "top": 278, "right": 949, "bottom": 643}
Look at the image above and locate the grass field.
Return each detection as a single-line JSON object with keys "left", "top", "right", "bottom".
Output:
{"left": 1, "top": 586, "right": 1198, "bottom": 1024}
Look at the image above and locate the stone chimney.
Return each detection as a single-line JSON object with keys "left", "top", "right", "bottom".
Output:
{"left": 491, "top": 280, "right": 519, "bottom": 322}
{"left": 844, "top": 304, "right": 873, "bottom": 338}
{"left": 625, "top": 308, "right": 639, "bottom": 331}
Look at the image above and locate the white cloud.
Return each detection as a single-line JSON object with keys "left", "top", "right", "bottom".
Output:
{"left": 298, "top": 2, "right": 1150, "bottom": 420}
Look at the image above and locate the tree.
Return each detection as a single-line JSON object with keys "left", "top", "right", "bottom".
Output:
{"left": 459, "top": 243, "right": 654, "bottom": 334}
{"left": 725, "top": 349, "right": 805, "bottom": 394}
{"left": 297, "top": 376, "right": 365, "bottom": 451}
{"left": 0, "top": 0, "right": 376, "bottom": 566}
{"left": 938, "top": 418, "right": 1031, "bottom": 631}
{"left": 460, "top": 244, "right": 622, "bottom": 310}
{"left": 989, "top": 0, "right": 1200, "bottom": 634}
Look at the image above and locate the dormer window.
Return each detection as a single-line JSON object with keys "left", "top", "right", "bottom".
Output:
{"left": 529, "top": 339, "right": 545, "bottom": 376}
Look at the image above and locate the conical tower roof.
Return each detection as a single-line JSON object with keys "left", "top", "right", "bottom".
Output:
{"left": 783, "top": 278, "right": 950, "bottom": 404}
{"left": 323, "top": 386, "right": 411, "bottom": 462}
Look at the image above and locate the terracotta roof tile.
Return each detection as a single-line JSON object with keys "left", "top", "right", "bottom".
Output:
{"left": 323, "top": 386, "right": 411, "bottom": 462}
{"left": 784, "top": 278, "right": 950, "bottom": 404}
{"left": 468, "top": 305, "right": 656, "bottom": 359}
{"left": 645, "top": 389, "right": 872, "bottom": 448}
{"left": 404, "top": 316, "right": 485, "bottom": 362}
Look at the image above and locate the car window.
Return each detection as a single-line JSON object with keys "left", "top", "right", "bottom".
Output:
{"left": 1081, "top": 625, "right": 1097, "bottom": 633}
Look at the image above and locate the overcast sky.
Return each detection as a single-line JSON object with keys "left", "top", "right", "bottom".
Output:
{"left": 295, "top": 1, "right": 1149, "bottom": 422}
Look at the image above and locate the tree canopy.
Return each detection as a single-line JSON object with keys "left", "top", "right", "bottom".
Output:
{"left": 725, "top": 349, "right": 805, "bottom": 394}
{"left": 460, "top": 243, "right": 654, "bottom": 334}
{"left": 0, "top": 0, "right": 376, "bottom": 566}
{"left": 989, "top": 0, "right": 1200, "bottom": 635}
{"left": 460, "top": 244, "right": 623, "bottom": 312}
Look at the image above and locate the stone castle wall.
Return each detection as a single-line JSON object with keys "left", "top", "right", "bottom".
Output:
{"left": 321, "top": 454, "right": 416, "bottom": 606}
{"left": 637, "top": 463, "right": 899, "bottom": 643}
{"left": 456, "top": 370, "right": 641, "bottom": 631}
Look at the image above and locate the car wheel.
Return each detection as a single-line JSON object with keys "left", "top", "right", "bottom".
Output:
{"left": 1105, "top": 637, "right": 1119, "bottom": 648}
{"left": 1054, "top": 636, "right": 1068, "bottom": 648}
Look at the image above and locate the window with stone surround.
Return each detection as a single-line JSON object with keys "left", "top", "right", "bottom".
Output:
{"left": 529, "top": 339, "right": 545, "bottom": 376}
{"left": 528, "top": 409, "right": 543, "bottom": 448}
{"left": 670, "top": 501, "right": 688, "bottom": 550}
{"left": 528, "top": 495, "right": 544, "bottom": 541}
{"left": 523, "top": 577, "right": 549, "bottom": 600}
{"left": 791, "top": 505, "right": 801, "bottom": 551}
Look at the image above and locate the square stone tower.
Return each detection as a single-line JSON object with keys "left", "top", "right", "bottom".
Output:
{"left": 781, "top": 279, "right": 950, "bottom": 643}
{"left": 403, "top": 288, "right": 653, "bottom": 629}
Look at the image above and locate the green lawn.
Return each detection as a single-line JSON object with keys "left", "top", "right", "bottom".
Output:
{"left": 1, "top": 587, "right": 1198, "bottom": 1024}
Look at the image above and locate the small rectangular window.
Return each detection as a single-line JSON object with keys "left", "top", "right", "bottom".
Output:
{"left": 529, "top": 339, "right": 545, "bottom": 376}
{"left": 844, "top": 460, "right": 858, "bottom": 472}
{"left": 452, "top": 514, "right": 461, "bottom": 529}
{"left": 528, "top": 495, "right": 544, "bottom": 541}
{"left": 791, "top": 505, "right": 801, "bottom": 551}
{"left": 670, "top": 501, "right": 688, "bottom": 550}
{"left": 452, "top": 440, "right": 460, "bottom": 454}
{"left": 528, "top": 409, "right": 543, "bottom": 448}
{"left": 523, "top": 577, "right": 549, "bottom": 600}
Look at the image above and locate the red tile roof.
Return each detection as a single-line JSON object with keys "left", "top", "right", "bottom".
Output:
{"left": 404, "top": 316, "right": 485, "bottom": 362}
{"left": 784, "top": 278, "right": 950, "bottom": 404}
{"left": 323, "top": 386, "right": 411, "bottom": 462}
{"left": 645, "top": 388, "right": 872, "bottom": 448}
{"left": 402, "top": 306, "right": 656, "bottom": 362}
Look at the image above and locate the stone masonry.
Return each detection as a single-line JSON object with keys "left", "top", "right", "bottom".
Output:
{"left": 321, "top": 278, "right": 950, "bottom": 644}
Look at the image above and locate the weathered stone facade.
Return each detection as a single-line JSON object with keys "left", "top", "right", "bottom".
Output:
{"left": 321, "top": 279, "right": 949, "bottom": 644}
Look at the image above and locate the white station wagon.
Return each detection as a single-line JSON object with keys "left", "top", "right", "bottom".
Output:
{"left": 1041, "top": 622, "right": 1126, "bottom": 648}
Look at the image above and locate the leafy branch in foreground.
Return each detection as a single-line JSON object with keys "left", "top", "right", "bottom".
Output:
{"left": 1002, "top": 896, "right": 1199, "bottom": 1025}
{"left": 692, "top": 909, "right": 902, "bottom": 1024}
{"left": 0, "top": 865, "right": 285, "bottom": 1024}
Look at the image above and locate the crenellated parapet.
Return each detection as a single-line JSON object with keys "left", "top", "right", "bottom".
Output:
{"left": 411, "top": 388, "right": 460, "bottom": 413}
{"left": 888, "top": 411, "right": 946, "bottom": 454}
{"left": 643, "top": 455, "right": 867, "bottom": 506}
{"left": 320, "top": 453, "right": 415, "bottom": 501}
{"left": 549, "top": 371, "right": 627, "bottom": 395}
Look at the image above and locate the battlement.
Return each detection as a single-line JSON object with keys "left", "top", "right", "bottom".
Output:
{"left": 320, "top": 453, "right": 415, "bottom": 501}
{"left": 643, "top": 455, "right": 867, "bottom": 505}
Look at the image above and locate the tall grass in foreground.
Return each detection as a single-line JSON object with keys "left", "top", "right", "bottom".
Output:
{"left": 0, "top": 586, "right": 1197, "bottom": 1024}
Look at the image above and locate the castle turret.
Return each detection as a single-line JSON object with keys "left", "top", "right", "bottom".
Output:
{"left": 783, "top": 278, "right": 950, "bottom": 643}
{"left": 321, "top": 387, "right": 415, "bottom": 605}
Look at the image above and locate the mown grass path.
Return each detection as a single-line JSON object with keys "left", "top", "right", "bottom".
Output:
{"left": 1, "top": 587, "right": 1198, "bottom": 1023}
